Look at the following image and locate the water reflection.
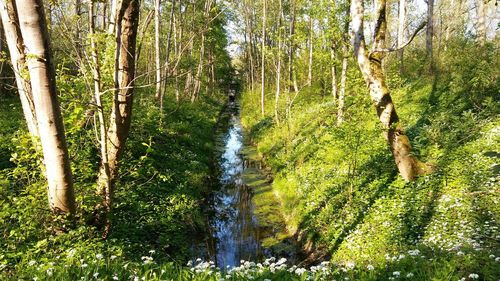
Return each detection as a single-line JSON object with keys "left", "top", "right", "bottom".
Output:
{"left": 212, "top": 102, "right": 263, "bottom": 268}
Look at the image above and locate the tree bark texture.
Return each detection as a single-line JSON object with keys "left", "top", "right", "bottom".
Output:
{"left": 15, "top": 0, "right": 76, "bottom": 213}
{"left": 350, "top": 0, "right": 430, "bottom": 181}
{"left": 97, "top": 0, "right": 140, "bottom": 217}
{"left": 0, "top": 1, "right": 38, "bottom": 137}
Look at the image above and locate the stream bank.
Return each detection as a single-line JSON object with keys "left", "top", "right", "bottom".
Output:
{"left": 203, "top": 99, "right": 298, "bottom": 268}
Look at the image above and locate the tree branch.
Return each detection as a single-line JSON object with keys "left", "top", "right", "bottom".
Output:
{"left": 370, "top": 21, "right": 427, "bottom": 55}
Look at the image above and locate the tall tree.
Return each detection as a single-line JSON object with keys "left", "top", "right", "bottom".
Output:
{"left": 337, "top": 7, "right": 349, "bottom": 126}
{"left": 96, "top": 0, "right": 140, "bottom": 234}
{"left": 15, "top": 0, "right": 76, "bottom": 214}
{"left": 274, "top": 0, "right": 284, "bottom": 125}
{"left": 350, "top": 0, "right": 430, "bottom": 181}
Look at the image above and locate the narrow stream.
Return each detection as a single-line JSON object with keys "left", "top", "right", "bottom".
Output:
{"left": 207, "top": 100, "right": 297, "bottom": 268}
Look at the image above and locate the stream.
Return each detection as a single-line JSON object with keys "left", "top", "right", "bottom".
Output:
{"left": 204, "top": 99, "right": 297, "bottom": 268}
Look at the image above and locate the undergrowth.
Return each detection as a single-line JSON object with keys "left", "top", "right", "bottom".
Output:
{"left": 239, "top": 41, "right": 499, "bottom": 280}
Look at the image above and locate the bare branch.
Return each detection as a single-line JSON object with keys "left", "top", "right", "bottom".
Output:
{"left": 370, "top": 21, "right": 427, "bottom": 55}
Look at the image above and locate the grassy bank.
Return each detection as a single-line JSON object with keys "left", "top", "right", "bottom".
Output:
{"left": 0, "top": 91, "right": 226, "bottom": 279}
{"left": 240, "top": 43, "right": 499, "bottom": 280}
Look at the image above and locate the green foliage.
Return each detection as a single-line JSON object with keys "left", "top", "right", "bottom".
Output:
{"left": 0, "top": 90, "right": 227, "bottom": 278}
{"left": 239, "top": 40, "right": 500, "bottom": 280}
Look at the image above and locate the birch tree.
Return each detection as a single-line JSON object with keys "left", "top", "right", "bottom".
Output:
{"left": 15, "top": 0, "right": 76, "bottom": 214}
{"left": 350, "top": 0, "right": 431, "bottom": 181}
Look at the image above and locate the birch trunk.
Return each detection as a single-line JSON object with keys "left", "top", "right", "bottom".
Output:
{"left": 16, "top": 0, "right": 76, "bottom": 213}
{"left": 260, "top": 0, "right": 266, "bottom": 116}
{"left": 397, "top": 0, "right": 405, "bottom": 73}
{"left": 0, "top": 1, "right": 38, "bottom": 137}
{"left": 476, "top": 0, "right": 486, "bottom": 45}
{"left": 337, "top": 45, "right": 348, "bottom": 125}
{"left": 89, "top": 1, "right": 111, "bottom": 217}
{"left": 154, "top": 0, "right": 161, "bottom": 100}
{"left": 330, "top": 45, "right": 337, "bottom": 100}
{"left": 350, "top": 0, "right": 430, "bottom": 181}
{"left": 108, "top": 0, "right": 118, "bottom": 34}
{"left": 307, "top": 13, "right": 313, "bottom": 87}
{"left": 275, "top": 0, "right": 283, "bottom": 125}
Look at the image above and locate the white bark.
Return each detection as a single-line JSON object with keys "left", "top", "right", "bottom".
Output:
{"left": 0, "top": 1, "right": 38, "bottom": 137}
{"left": 16, "top": 0, "right": 75, "bottom": 213}
{"left": 261, "top": 0, "right": 266, "bottom": 116}
{"left": 154, "top": 0, "right": 161, "bottom": 99}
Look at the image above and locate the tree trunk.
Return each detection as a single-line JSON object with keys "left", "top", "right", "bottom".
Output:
{"left": 337, "top": 45, "right": 348, "bottom": 125}
{"left": 89, "top": 1, "right": 111, "bottom": 221}
{"left": 161, "top": 0, "right": 176, "bottom": 103}
{"left": 476, "top": 0, "right": 486, "bottom": 45}
{"left": 397, "top": 0, "right": 405, "bottom": 74}
{"left": 426, "top": 0, "right": 434, "bottom": 71}
{"left": 275, "top": 0, "right": 283, "bottom": 125}
{"left": 307, "top": 12, "right": 313, "bottom": 87}
{"left": 260, "top": 0, "right": 266, "bottom": 116}
{"left": 96, "top": 0, "right": 140, "bottom": 233}
{"left": 108, "top": 0, "right": 118, "bottom": 34}
{"left": 16, "top": 0, "right": 76, "bottom": 214}
{"left": 337, "top": 12, "right": 349, "bottom": 125}
{"left": 244, "top": 1, "right": 255, "bottom": 93}
{"left": 350, "top": 0, "right": 430, "bottom": 182}
{"left": 154, "top": 0, "right": 162, "bottom": 100}
{"left": 0, "top": 1, "right": 38, "bottom": 138}
{"left": 330, "top": 44, "right": 337, "bottom": 100}
{"left": 286, "top": 0, "right": 296, "bottom": 119}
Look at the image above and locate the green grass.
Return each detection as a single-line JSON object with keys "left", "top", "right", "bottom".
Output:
{"left": 238, "top": 43, "right": 499, "bottom": 280}
{"left": 0, "top": 91, "right": 227, "bottom": 279}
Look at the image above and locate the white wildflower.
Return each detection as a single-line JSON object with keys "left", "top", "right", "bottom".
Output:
{"left": 28, "top": 260, "right": 37, "bottom": 266}
{"left": 276, "top": 258, "right": 287, "bottom": 265}
{"left": 468, "top": 273, "right": 479, "bottom": 279}
{"left": 393, "top": 271, "right": 400, "bottom": 277}
{"left": 295, "top": 267, "right": 307, "bottom": 275}
{"left": 67, "top": 249, "right": 76, "bottom": 258}
{"left": 367, "top": 264, "right": 374, "bottom": 271}
{"left": 81, "top": 263, "right": 88, "bottom": 268}
{"left": 346, "top": 262, "right": 355, "bottom": 270}
{"left": 406, "top": 273, "right": 414, "bottom": 278}
{"left": 93, "top": 272, "right": 99, "bottom": 278}
{"left": 408, "top": 249, "right": 420, "bottom": 256}
{"left": 96, "top": 253, "right": 103, "bottom": 260}
{"left": 111, "top": 255, "right": 117, "bottom": 260}
{"left": 112, "top": 275, "right": 119, "bottom": 280}
{"left": 46, "top": 268, "right": 53, "bottom": 277}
